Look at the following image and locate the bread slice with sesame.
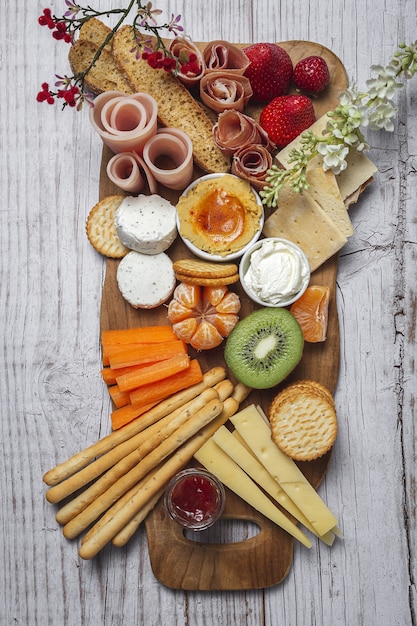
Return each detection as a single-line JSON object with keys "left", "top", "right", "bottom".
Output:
{"left": 111, "top": 25, "right": 231, "bottom": 174}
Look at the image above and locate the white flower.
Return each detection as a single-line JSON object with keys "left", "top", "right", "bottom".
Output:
{"left": 368, "top": 101, "right": 398, "bottom": 131}
{"left": 366, "top": 63, "right": 403, "bottom": 100}
{"left": 339, "top": 87, "right": 362, "bottom": 107}
{"left": 317, "top": 143, "right": 349, "bottom": 175}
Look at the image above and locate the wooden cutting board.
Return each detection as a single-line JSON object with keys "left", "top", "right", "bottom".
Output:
{"left": 99, "top": 40, "right": 348, "bottom": 590}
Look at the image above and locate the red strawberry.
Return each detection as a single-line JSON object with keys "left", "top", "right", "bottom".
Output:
{"left": 293, "top": 56, "right": 330, "bottom": 94}
{"left": 259, "top": 94, "right": 316, "bottom": 148}
{"left": 243, "top": 43, "right": 293, "bottom": 102}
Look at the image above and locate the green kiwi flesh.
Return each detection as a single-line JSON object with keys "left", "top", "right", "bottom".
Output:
{"left": 224, "top": 307, "right": 304, "bottom": 389}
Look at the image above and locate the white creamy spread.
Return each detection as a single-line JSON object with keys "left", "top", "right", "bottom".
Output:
{"left": 115, "top": 194, "right": 177, "bottom": 254}
{"left": 243, "top": 239, "right": 309, "bottom": 305}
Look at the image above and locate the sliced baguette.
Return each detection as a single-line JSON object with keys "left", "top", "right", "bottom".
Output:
{"left": 78, "top": 17, "right": 114, "bottom": 50}
{"left": 112, "top": 25, "right": 230, "bottom": 174}
{"left": 69, "top": 39, "right": 133, "bottom": 94}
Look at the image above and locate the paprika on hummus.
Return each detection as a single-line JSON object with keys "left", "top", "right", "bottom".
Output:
{"left": 176, "top": 174, "right": 262, "bottom": 257}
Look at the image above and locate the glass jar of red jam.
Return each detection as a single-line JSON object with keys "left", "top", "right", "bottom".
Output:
{"left": 164, "top": 468, "right": 225, "bottom": 531}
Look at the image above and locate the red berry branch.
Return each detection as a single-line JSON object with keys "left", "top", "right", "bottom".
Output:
{"left": 37, "top": 1, "right": 184, "bottom": 110}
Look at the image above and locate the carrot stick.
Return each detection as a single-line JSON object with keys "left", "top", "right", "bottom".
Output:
{"left": 108, "top": 340, "right": 187, "bottom": 369}
{"left": 42, "top": 366, "right": 226, "bottom": 486}
{"left": 101, "top": 364, "right": 151, "bottom": 386}
{"left": 116, "top": 354, "right": 190, "bottom": 393}
{"left": 111, "top": 402, "right": 158, "bottom": 431}
{"left": 129, "top": 359, "right": 203, "bottom": 408}
{"left": 108, "top": 385, "right": 130, "bottom": 409}
{"left": 102, "top": 325, "right": 176, "bottom": 346}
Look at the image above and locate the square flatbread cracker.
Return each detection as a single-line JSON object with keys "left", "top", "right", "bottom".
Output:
{"left": 262, "top": 185, "right": 347, "bottom": 272}
{"left": 300, "top": 164, "right": 354, "bottom": 237}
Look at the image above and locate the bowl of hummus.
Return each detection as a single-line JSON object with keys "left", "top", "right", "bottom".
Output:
{"left": 176, "top": 173, "right": 264, "bottom": 261}
{"left": 240, "top": 237, "right": 311, "bottom": 307}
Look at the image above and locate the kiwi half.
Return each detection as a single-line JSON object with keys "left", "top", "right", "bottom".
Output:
{"left": 224, "top": 307, "right": 304, "bottom": 389}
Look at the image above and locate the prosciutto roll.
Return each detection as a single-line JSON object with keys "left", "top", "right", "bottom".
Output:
{"left": 169, "top": 37, "right": 205, "bottom": 87}
{"left": 203, "top": 40, "right": 250, "bottom": 74}
{"left": 200, "top": 71, "right": 253, "bottom": 113}
{"left": 89, "top": 91, "right": 158, "bottom": 155}
{"left": 213, "top": 110, "right": 276, "bottom": 156}
{"left": 231, "top": 144, "right": 273, "bottom": 190}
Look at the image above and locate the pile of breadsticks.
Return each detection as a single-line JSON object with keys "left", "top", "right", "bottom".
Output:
{"left": 43, "top": 366, "right": 251, "bottom": 559}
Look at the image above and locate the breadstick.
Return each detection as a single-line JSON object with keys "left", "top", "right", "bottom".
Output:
{"left": 232, "top": 382, "right": 253, "bottom": 404}
{"left": 43, "top": 366, "right": 226, "bottom": 486}
{"left": 64, "top": 398, "right": 224, "bottom": 540}
{"left": 111, "top": 487, "right": 165, "bottom": 547}
{"left": 213, "top": 379, "right": 234, "bottom": 402}
{"left": 54, "top": 388, "right": 218, "bottom": 523}
{"left": 78, "top": 396, "right": 239, "bottom": 559}
{"left": 48, "top": 387, "right": 218, "bottom": 507}
{"left": 81, "top": 464, "right": 163, "bottom": 545}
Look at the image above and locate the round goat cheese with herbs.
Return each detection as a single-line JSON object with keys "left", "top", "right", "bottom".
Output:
{"left": 115, "top": 194, "right": 177, "bottom": 254}
{"left": 116, "top": 250, "right": 176, "bottom": 309}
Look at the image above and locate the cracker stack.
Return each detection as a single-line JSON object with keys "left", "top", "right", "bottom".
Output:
{"left": 269, "top": 380, "right": 338, "bottom": 461}
{"left": 172, "top": 259, "right": 239, "bottom": 286}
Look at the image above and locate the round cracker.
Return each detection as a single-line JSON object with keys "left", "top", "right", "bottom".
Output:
{"left": 173, "top": 258, "right": 238, "bottom": 279}
{"left": 174, "top": 273, "right": 240, "bottom": 286}
{"left": 86, "top": 195, "right": 129, "bottom": 258}
{"left": 269, "top": 382, "right": 337, "bottom": 462}
{"left": 275, "top": 380, "right": 335, "bottom": 408}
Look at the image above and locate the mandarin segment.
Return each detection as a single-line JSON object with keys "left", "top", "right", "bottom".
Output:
{"left": 290, "top": 285, "right": 330, "bottom": 343}
{"left": 190, "top": 320, "right": 224, "bottom": 350}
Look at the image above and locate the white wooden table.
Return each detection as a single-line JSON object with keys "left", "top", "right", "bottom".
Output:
{"left": 1, "top": 0, "right": 416, "bottom": 624}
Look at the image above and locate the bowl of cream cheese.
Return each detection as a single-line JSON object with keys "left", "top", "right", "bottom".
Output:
{"left": 239, "top": 237, "right": 311, "bottom": 307}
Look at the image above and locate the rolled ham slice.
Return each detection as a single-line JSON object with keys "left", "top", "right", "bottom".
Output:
{"left": 89, "top": 91, "right": 158, "bottom": 154}
{"left": 106, "top": 151, "right": 158, "bottom": 195}
{"left": 200, "top": 71, "right": 253, "bottom": 113}
{"left": 169, "top": 37, "right": 205, "bottom": 87}
{"left": 142, "top": 128, "right": 194, "bottom": 190}
{"left": 213, "top": 110, "right": 276, "bottom": 156}
{"left": 231, "top": 144, "right": 273, "bottom": 190}
{"left": 203, "top": 40, "right": 250, "bottom": 74}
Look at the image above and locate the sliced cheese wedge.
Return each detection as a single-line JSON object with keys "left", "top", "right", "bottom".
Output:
{"left": 194, "top": 439, "right": 312, "bottom": 548}
{"left": 212, "top": 426, "right": 335, "bottom": 546}
{"left": 229, "top": 404, "right": 339, "bottom": 537}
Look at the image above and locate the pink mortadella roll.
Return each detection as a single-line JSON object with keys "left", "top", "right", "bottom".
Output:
{"left": 142, "top": 128, "right": 194, "bottom": 190}
{"left": 89, "top": 91, "right": 158, "bottom": 154}
{"left": 106, "top": 152, "right": 158, "bottom": 194}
